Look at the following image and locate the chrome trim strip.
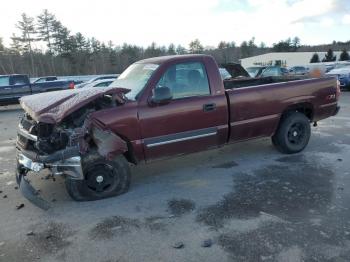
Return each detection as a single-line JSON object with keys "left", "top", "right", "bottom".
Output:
{"left": 146, "top": 131, "right": 217, "bottom": 148}
{"left": 319, "top": 101, "right": 338, "bottom": 108}
{"left": 18, "top": 124, "right": 38, "bottom": 142}
{"left": 18, "top": 153, "right": 44, "bottom": 172}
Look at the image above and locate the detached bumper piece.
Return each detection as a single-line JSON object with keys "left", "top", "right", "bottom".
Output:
{"left": 16, "top": 150, "right": 83, "bottom": 210}
{"left": 19, "top": 175, "right": 51, "bottom": 211}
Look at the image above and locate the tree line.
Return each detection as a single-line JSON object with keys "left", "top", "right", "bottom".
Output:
{"left": 310, "top": 49, "right": 350, "bottom": 63}
{"left": 0, "top": 10, "right": 349, "bottom": 77}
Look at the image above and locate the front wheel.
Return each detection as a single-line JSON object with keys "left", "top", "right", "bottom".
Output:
{"left": 272, "top": 112, "right": 311, "bottom": 154}
{"left": 65, "top": 152, "right": 131, "bottom": 201}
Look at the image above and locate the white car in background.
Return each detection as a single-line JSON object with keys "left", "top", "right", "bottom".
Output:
{"left": 75, "top": 79, "right": 114, "bottom": 89}
{"left": 326, "top": 66, "right": 350, "bottom": 90}
{"left": 75, "top": 74, "right": 118, "bottom": 88}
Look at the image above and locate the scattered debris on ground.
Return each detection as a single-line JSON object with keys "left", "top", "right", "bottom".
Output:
{"left": 26, "top": 231, "right": 35, "bottom": 236}
{"left": 172, "top": 242, "right": 184, "bottom": 249}
{"left": 201, "top": 239, "right": 213, "bottom": 248}
{"left": 16, "top": 203, "right": 25, "bottom": 210}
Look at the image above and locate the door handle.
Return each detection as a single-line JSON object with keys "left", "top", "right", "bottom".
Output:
{"left": 4, "top": 88, "right": 11, "bottom": 90}
{"left": 203, "top": 103, "right": 216, "bottom": 112}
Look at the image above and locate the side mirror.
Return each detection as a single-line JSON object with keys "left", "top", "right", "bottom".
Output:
{"left": 150, "top": 87, "right": 173, "bottom": 105}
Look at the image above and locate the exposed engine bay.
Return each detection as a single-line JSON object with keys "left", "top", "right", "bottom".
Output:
{"left": 16, "top": 87, "right": 130, "bottom": 209}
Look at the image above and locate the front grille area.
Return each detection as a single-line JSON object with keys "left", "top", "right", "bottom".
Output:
{"left": 17, "top": 114, "right": 37, "bottom": 150}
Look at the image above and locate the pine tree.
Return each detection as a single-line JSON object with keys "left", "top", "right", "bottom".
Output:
{"left": 176, "top": 45, "right": 186, "bottom": 54}
{"left": 167, "top": 43, "right": 176, "bottom": 55}
{"left": 322, "top": 49, "right": 336, "bottom": 62}
{"left": 218, "top": 41, "right": 230, "bottom": 49}
{"left": 51, "top": 20, "right": 70, "bottom": 55}
{"left": 292, "top": 36, "right": 300, "bottom": 51}
{"left": 75, "top": 32, "right": 89, "bottom": 52}
{"left": 189, "top": 39, "right": 204, "bottom": 54}
{"left": 37, "top": 9, "right": 56, "bottom": 54}
{"left": 310, "top": 53, "right": 320, "bottom": 63}
{"left": 339, "top": 49, "right": 350, "bottom": 61}
{"left": 15, "top": 13, "right": 37, "bottom": 74}
{"left": 0, "top": 37, "right": 4, "bottom": 51}
{"left": 16, "top": 13, "right": 37, "bottom": 53}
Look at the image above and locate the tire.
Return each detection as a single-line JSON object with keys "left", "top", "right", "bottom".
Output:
{"left": 65, "top": 152, "right": 131, "bottom": 201}
{"left": 272, "top": 112, "right": 311, "bottom": 154}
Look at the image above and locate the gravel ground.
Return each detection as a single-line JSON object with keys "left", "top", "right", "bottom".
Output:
{"left": 0, "top": 92, "right": 349, "bottom": 262}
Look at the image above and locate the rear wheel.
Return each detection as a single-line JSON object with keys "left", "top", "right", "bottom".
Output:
{"left": 272, "top": 112, "right": 311, "bottom": 154}
{"left": 65, "top": 152, "right": 131, "bottom": 201}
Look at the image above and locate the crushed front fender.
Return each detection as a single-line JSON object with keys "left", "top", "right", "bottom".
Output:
{"left": 91, "top": 127, "right": 128, "bottom": 160}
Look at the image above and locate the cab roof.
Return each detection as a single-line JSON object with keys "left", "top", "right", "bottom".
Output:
{"left": 137, "top": 54, "right": 213, "bottom": 64}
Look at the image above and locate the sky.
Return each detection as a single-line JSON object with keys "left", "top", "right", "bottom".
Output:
{"left": 0, "top": 0, "right": 349, "bottom": 49}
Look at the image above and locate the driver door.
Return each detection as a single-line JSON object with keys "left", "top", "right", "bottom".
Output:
{"left": 138, "top": 61, "right": 227, "bottom": 161}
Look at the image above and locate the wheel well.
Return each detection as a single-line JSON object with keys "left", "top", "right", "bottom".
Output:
{"left": 116, "top": 134, "right": 137, "bottom": 165}
{"left": 282, "top": 103, "right": 314, "bottom": 120}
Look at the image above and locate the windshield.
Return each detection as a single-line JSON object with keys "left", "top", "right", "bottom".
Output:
{"left": 110, "top": 63, "right": 159, "bottom": 100}
{"left": 246, "top": 67, "right": 261, "bottom": 77}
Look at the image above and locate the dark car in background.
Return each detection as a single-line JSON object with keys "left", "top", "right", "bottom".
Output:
{"left": 32, "top": 76, "right": 59, "bottom": 83}
{"left": 0, "top": 74, "right": 74, "bottom": 105}
{"left": 289, "top": 66, "right": 308, "bottom": 75}
{"left": 260, "top": 66, "right": 290, "bottom": 77}
{"left": 246, "top": 66, "right": 267, "bottom": 77}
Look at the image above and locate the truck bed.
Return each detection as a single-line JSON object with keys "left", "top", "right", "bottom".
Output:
{"left": 225, "top": 77, "right": 338, "bottom": 142}
{"left": 223, "top": 75, "right": 309, "bottom": 89}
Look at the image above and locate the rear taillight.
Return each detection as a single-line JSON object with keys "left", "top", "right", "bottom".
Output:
{"left": 336, "top": 80, "right": 341, "bottom": 99}
{"left": 69, "top": 82, "right": 75, "bottom": 89}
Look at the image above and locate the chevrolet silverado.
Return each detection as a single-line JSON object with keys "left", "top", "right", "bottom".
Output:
{"left": 15, "top": 54, "right": 340, "bottom": 209}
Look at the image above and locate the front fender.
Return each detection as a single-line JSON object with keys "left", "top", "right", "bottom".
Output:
{"left": 91, "top": 127, "right": 128, "bottom": 160}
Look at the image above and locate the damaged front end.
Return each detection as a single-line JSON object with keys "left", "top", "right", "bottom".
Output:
{"left": 15, "top": 87, "right": 130, "bottom": 209}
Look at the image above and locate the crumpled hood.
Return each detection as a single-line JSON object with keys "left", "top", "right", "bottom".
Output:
{"left": 20, "top": 86, "right": 130, "bottom": 124}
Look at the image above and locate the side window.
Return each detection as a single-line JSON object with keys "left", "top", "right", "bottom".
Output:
{"left": 35, "top": 78, "right": 45, "bottom": 83}
{"left": 0, "top": 76, "right": 10, "bottom": 87}
{"left": 156, "top": 62, "right": 210, "bottom": 99}
{"left": 12, "top": 75, "right": 28, "bottom": 85}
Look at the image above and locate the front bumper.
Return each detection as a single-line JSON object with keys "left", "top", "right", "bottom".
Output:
{"left": 16, "top": 151, "right": 84, "bottom": 210}
{"left": 17, "top": 151, "right": 84, "bottom": 179}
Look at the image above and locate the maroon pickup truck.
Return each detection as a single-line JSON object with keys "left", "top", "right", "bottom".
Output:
{"left": 16, "top": 54, "right": 340, "bottom": 209}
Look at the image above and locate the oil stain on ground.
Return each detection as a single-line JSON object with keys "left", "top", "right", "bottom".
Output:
{"left": 212, "top": 161, "right": 239, "bottom": 169}
{"left": 197, "top": 161, "right": 334, "bottom": 228}
{"left": 218, "top": 219, "right": 350, "bottom": 262}
{"left": 90, "top": 215, "right": 168, "bottom": 240}
{"left": 167, "top": 198, "right": 196, "bottom": 217}
{"left": 0, "top": 222, "right": 74, "bottom": 262}
{"left": 90, "top": 216, "right": 140, "bottom": 240}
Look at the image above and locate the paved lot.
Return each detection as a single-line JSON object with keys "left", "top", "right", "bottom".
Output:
{"left": 0, "top": 92, "right": 349, "bottom": 262}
